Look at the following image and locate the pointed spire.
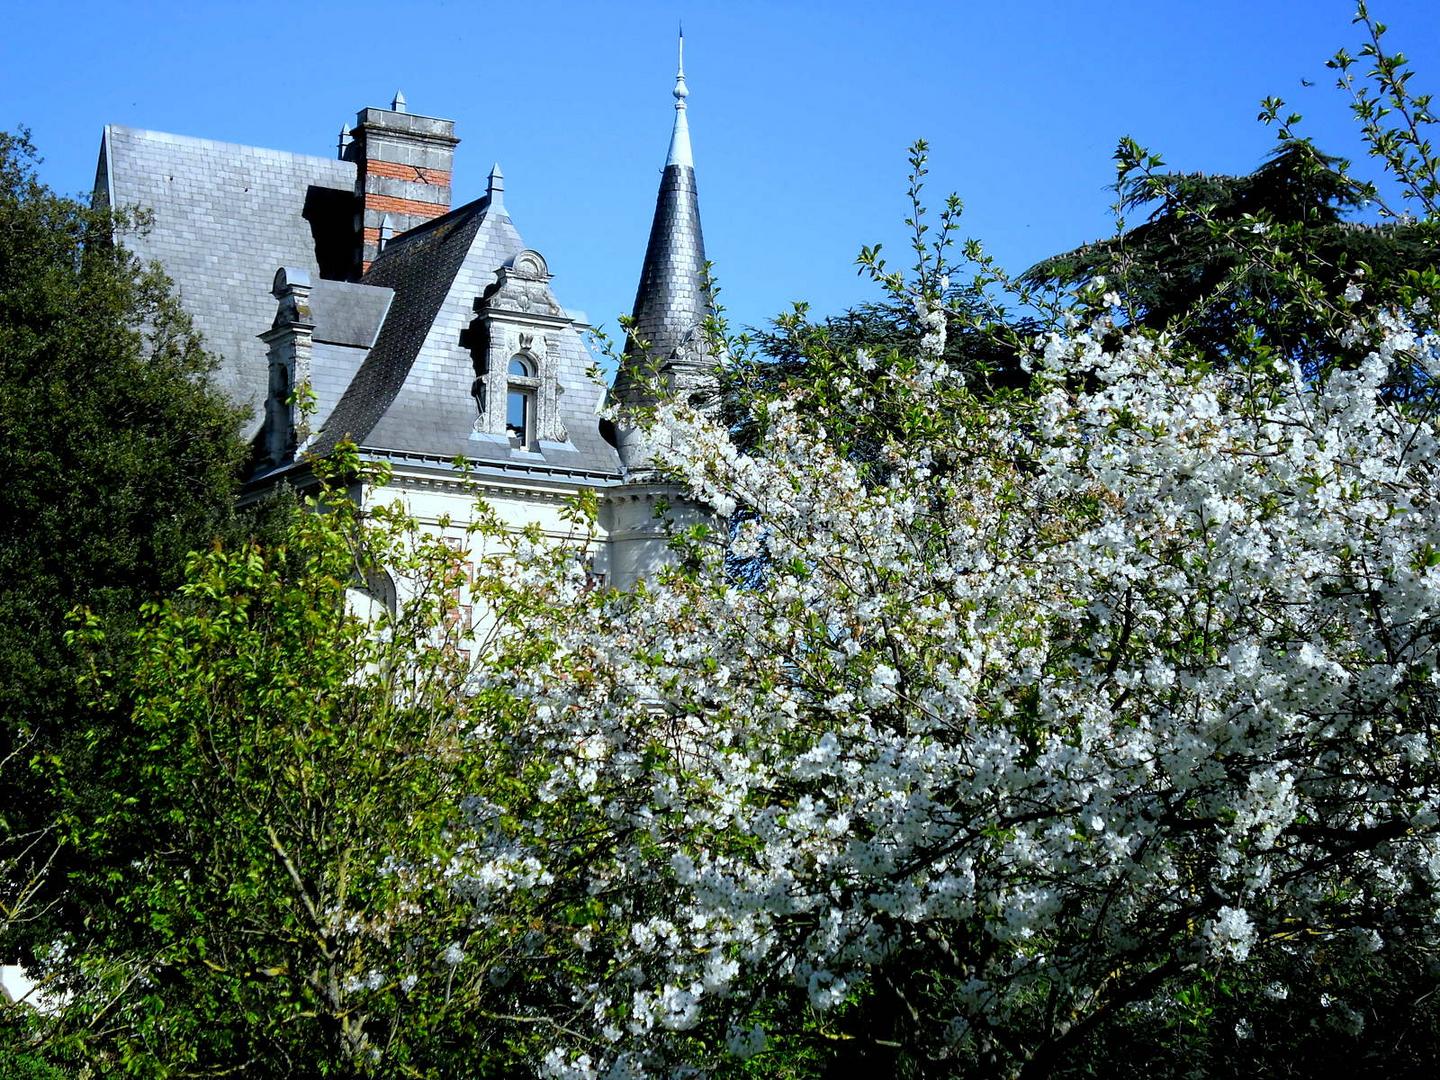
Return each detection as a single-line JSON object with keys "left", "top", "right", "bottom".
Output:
{"left": 487, "top": 162, "right": 506, "bottom": 215}
{"left": 391, "top": 89, "right": 407, "bottom": 113}
{"left": 337, "top": 123, "right": 350, "bottom": 159}
{"left": 666, "top": 28, "right": 693, "bottom": 168}
{"left": 612, "top": 33, "right": 717, "bottom": 472}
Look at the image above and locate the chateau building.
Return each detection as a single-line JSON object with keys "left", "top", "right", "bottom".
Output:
{"left": 91, "top": 43, "right": 715, "bottom": 595}
{"left": 4, "top": 50, "right": 717, "bottom": 1010}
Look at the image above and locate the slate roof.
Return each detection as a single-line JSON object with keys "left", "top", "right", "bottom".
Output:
{"left": 97, "top": 126, "right": 357, "bottom": 433}
{"left": 311, "top": 280, "right": 393, "bottom": 348}
{"left": 306, "top": 280, "right": 393, "bottom": 426}
{"left": 310, "top": 198, "right": 620, "bottom": 478}
{"left": 99, "top": 123, "right": 619, "bottom": 483}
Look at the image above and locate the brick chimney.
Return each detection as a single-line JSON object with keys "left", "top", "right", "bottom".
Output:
{"left": 347, "top": 92, "right": 459, "bottom": 272}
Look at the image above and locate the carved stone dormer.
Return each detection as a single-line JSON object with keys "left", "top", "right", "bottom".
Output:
{"left": 468, "top": 249, "right": 571, "bottom": 449}
{"left": 259, "top": 267, "right": 314, "bottom": 465}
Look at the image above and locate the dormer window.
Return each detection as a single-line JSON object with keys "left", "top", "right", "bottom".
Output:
{"left": 506, "top": 355, "right": 539, "bottom": 447}
{"left": 467, "top": 248, "right": 571, "bottom": 449}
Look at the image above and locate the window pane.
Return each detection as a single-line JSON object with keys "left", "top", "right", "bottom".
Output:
{"left": 507, "top": 389, "right": 529, "bottom": 439}
{"left": 508, "top": 357, "right": 532, "bottom": 377}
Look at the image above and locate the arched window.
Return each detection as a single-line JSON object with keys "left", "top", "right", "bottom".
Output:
{"left": 505, "top": 354, "right": 540, "bottom": 447}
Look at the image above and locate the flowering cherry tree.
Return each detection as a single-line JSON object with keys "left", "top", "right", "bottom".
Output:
{"left": 456, "top": 239, "right": 1440, "bottom": 1076}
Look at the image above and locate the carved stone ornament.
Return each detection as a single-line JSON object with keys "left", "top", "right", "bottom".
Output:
{"left": 511, "top": 249, "right": 547, "bottom": 279}
{"left": 481, "top": 249, "right": 562, "bottom": 318}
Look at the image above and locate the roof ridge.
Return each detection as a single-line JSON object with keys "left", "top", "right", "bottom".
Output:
{"left": 105, "top": 125, "right": 350, "bottom": 169}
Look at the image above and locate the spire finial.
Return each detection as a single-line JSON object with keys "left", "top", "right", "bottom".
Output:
{"left": 674, "top": 26, "right": 688, "bottom": 105}
{"left": 666, "top": 29, "right": 693, "bottom": 168}
{"left": 391, "top": 89, "right": 407, "bottom": 113}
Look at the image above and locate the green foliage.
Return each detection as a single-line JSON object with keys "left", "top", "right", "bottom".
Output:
{"left": 50, "top": 472, "right": 537, "bottom": 1076}
{"left": 1332, "top": 1, "right": 1440, "bottom": 218}
{"left": 1056, "top": 942, "right": 1440, "bottom": 1080}
{"left": 10, "top": 7, "right": 1440, "bottom": 1077}
{"left": 740, "top": 299, "right": 1028, "bottom": 441}
{"left": 730, "top": 143, "right": 1032, "bottom": 485}
{"left": 0, "top": 1050, "right": 68, "bottom": 1080}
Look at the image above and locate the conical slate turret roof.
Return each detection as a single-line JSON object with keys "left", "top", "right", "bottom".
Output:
{"left": 615, "top": 34, "right": 714, "bottom": 405}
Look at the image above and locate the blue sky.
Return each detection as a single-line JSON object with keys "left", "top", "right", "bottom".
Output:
{"left": 4, "top": 1, "right": 1439, "bottom": 341}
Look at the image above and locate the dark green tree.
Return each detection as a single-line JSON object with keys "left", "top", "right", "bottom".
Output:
{"left": 0, "top": 129, "right": 248, "bottom": 959}
{"left": 53, "top": 476, "right": 511, "bottom": 1077}
{"left": 1021, "top": 137, "right": 1440, "bottom": 377}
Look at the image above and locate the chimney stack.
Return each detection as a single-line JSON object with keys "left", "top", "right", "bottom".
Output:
{"left": 346, "top": 95, "right": 459, "bottom": 272}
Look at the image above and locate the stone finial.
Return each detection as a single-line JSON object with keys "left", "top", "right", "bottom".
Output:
{"left": 337, "top": 123, "right": 350, "bottom": 159}
{"left": 270, "top": 266, "right": 313, "bottom": 325}
{"left": 677, "top": 25, "right": 687, "bottom": 91}
{"left": 667, "top": 30, "right": 692, "bottom": 168}
{"left": 271, "top": 266, "right": 312, "bottom": 294}
{"left": 487, "top": 162, "right": 506, "bottom": 214}
{"left": 377, "top": 213, "right": 393, "bottom": 251}
{"left": 391, "top": 89, "right": 407, "bottom": 113}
